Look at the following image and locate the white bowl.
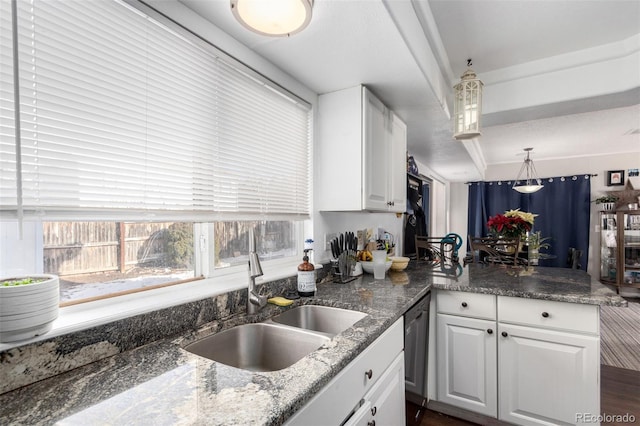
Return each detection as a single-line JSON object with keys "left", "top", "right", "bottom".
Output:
{"left": 361, "top": 261, "right": 392, "bottom": 274}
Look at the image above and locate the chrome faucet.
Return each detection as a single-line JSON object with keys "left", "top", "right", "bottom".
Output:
{"left": 247, "top": 228, "right": 267, "bottom": 315}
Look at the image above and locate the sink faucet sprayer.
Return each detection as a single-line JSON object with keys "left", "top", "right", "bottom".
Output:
{"left": 248, "top": 228, "right": 267, "bottom": 315}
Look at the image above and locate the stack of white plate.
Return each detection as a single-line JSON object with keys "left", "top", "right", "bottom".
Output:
{"left": 0, "top": 274, "right": 59, "bottom": 343}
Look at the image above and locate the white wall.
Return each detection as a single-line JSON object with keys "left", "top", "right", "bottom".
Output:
{"left": 313, "top": 212, "right": 404, "bottom": 263}
{"left": 451, "top": 151, "right": 640, "bottom": 296}
{"left": 430, "top": 179, "right": 448, "bottom": 237}
{"left": 449, "top": 182, "right": 469, "bottom": 254}
{"left": 0, "top": 222, "right": 43, "bottom": 277}
{"left": 412, "top": 159, "right": 451, "bottom": 237}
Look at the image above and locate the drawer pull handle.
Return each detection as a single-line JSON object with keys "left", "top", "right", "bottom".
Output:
{"left": 368, "top": 421, "right": 376, "bottom": 426}
{"left": 461, "top": 302, "right": 468, "bottom": 308}
{"left": 487, "top": 328, "right": 493, "bottom": 334}
{"left": 502, "top": 331, "right": 508, "bottom": 337}
{"left": 541, "top": 312, "right": 549, "bottom": 318}
{"left": 365, "top": 369, "right": 373, "bottom": 380}
{"left": 371, "top": 406, "right": 377, "bottom": 416}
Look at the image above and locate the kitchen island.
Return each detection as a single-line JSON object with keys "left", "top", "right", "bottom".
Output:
{"left": 430, "top": 264, "right": 628, "bottom": 425}
{"left": 0, "top": 263, "right": 625, "bottom": 425}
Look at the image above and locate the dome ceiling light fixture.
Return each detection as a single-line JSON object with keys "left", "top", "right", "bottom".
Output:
{"left": 230, "top": 0, "right": 314, "bottom": 37}
{"left": 453, "top": 59, "right": 483, "bottom": 140}
{"left": 513, "top": 148, "right": 544, "bottom": 194}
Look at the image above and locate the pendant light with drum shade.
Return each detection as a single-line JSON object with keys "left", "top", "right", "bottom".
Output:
{"left": 230, "top": 0, "right": 313, "bottom": 37}
{"left": 513, "top": 148, "right": 543, "bottom": 193}
{"left": 453, "top": 59, "right": 483, "bottom": 140}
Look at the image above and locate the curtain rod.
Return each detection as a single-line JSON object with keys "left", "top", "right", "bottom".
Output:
{"left": 464, "top": 173, "right": 598, "bottom": 185}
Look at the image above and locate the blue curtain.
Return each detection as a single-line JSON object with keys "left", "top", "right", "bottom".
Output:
{"left": 467, "top": 175, "right": 592, "bottom": 269}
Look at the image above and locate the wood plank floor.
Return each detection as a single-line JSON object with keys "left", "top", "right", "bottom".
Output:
{"left": 406, "top": 365, "right": 640, "bottom": 426}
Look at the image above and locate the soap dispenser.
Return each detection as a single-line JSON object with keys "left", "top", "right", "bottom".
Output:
{"left": 297, "top": 249, "right": 315, "bottom": 297}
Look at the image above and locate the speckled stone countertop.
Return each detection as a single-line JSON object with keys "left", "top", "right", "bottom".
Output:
{"left": 0, "top": 263, "right": 625, "bottom": 425}
{"left": 430, "top": 263, "right": 628, "bottom": 306}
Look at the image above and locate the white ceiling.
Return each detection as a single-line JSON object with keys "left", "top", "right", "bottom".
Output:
{"left": 177, "top": 0, "right": 640, "bottom": 181}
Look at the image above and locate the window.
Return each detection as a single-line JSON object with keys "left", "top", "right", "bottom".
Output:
{"left": 41, "top": 220, "right": 298, "bottom": 304}
{"left": 0, "top": 0, "right": 311, "bottom": 303}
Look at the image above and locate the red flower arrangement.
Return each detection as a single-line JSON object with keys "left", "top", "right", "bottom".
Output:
{"left": 487, "top": 211, "right": 534, "bottom": 239}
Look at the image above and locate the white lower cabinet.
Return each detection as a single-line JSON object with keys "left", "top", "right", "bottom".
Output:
{"left": 345, "top": 353, "right": 405, "bottom": 426}
{"left": 498, "top": 323, "right": 600, "bottom": 426}
{"left": 436, "top": 313, "right": 497, "bottom": 417}
{"left": 435, "top": 290, "right": 600, "bottom": 425}
{"left": 285, "top": 318, "right": 405, "bottom": 426}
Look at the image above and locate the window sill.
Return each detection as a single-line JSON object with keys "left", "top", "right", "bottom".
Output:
{"left": 0, "top": 260, "right": 317, "bottom": 352}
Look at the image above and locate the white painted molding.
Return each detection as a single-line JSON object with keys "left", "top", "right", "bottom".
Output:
{"left": 460, "top": 139, "right": 487, "bottom": 179}
{"left": 382, "top": 0, "right": 452, "bottom": 119}
{"left": 482, "top": 34, "right": 640, "bottom": 85}
{"left": 482, "top": 34, "right": 640, "bottom": 115}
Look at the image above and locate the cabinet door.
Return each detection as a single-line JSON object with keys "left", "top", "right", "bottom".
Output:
{"left": 343, "top": 400, "right": 372, "bottom": 426}
{"left": 388, "top": 112, "right": 407, "bottom": 212}
{"left": 436, "top": 313, "right": 497, "bottom": 417}
{"left": 620, "top": 210, "right": 640, "bottom": 288}
{"left": 498, "top": 323, "right": 600, "bottom": 426}
{"left": 365, "top": 352, "right": 406, "bottom": 426}
{"left": 284, "top": 318, "right": 403, "bottom": 425}
{"left": 362, "top": 88, "right": 389, "bottom": 211}
{"left": 600, "top": 212, "right": 618, "bottom": 284}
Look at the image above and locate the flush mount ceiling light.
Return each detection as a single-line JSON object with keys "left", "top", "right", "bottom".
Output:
{"left": 230, "top": 0, "right": 313, "bottom": 37}
{"left": 513, "top": 148, "right": 543, "bottom": 193}
{"left": 453, "top": 59, "right": 483, "bottom": 140}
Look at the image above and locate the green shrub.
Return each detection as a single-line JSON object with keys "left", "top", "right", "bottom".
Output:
{"left": 165, "top": 223, "right": 194, "bottom": 268}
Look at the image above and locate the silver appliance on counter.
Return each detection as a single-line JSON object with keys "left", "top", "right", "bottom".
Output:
{"left": 404, "top": 291, "right": 430, "bottom": 406}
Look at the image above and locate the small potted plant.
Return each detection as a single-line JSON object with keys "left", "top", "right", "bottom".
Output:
{"left": 0, "top": 274, "right": 59, "bottom": 343}
{"left": 526, "top": 232, "right": 550, "bottom": 265}
{"left": 594, "top": 195, "right": 618, "bottom": 211}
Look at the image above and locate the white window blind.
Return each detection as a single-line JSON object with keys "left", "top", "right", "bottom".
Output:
{"left": 0, "top": 0, "right": 311, "bottom": 221}
{"left": 0, "top": 0, "right": 17, "bottom": 210}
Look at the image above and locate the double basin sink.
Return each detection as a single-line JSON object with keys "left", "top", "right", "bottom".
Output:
{"left": 184, "top": 305, "right": 367, "bottom": 372}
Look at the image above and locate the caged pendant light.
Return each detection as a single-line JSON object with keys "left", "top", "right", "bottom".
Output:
{"left": 513, "top": 148, "right": 543, "bottom": 193}
{"left": 453, "top": 59, "right": 483, "bottom": 140}
{"left": 230, "top": 0, "right": 314, "bottom": 37}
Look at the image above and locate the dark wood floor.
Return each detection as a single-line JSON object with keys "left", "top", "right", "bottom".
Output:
{"left": 406, "top": 365, "right": 640, "bottom": 426}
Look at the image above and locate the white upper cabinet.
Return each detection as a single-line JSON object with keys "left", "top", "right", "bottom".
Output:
{"left": 389, "top": 112, "right": 408, "bottom": 209}
{"left": 316, "top": 85, "right": 407, "bottom": 212}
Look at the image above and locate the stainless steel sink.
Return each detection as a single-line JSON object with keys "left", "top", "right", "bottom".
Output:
{"left": 183, "top": 323, "right": 329, "bottom": 372}
{"left": 270, "top": 305, "right": 367, "bottom": 336}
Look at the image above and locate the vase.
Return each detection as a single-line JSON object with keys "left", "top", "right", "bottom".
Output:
{"left": 600, "top": 202, "right": 615, "bottom": 211}
{"left": 528, "top": 248, "right": 539, "bottom": 265}
{"left": 495, "top": 235, "right": 524, "bottom": 252}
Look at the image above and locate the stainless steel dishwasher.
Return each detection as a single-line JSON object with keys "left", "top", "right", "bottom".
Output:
{"left": 404, "top": 291, "right": 430, "bottom": 405}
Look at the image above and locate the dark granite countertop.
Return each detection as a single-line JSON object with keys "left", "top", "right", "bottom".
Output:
{"left": 430, "top": 263, "right": 628, "bottom": 306}
{"left": 0, "top": 263, "right": 625, "bottom": 425}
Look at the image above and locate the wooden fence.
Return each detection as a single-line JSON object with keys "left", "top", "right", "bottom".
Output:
{"left": 43, "top": 222, "right": 172, "bottom": 276}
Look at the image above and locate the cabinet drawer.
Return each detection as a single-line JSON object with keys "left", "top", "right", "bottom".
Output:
{"left": 498, "top": 296, "right": 599, "bottom": 334}
{"left": 437, "top": 290, "right": 496, "bottom": 320}
{"left": 285, "top": 318, "right": 403, "bottom": 425}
